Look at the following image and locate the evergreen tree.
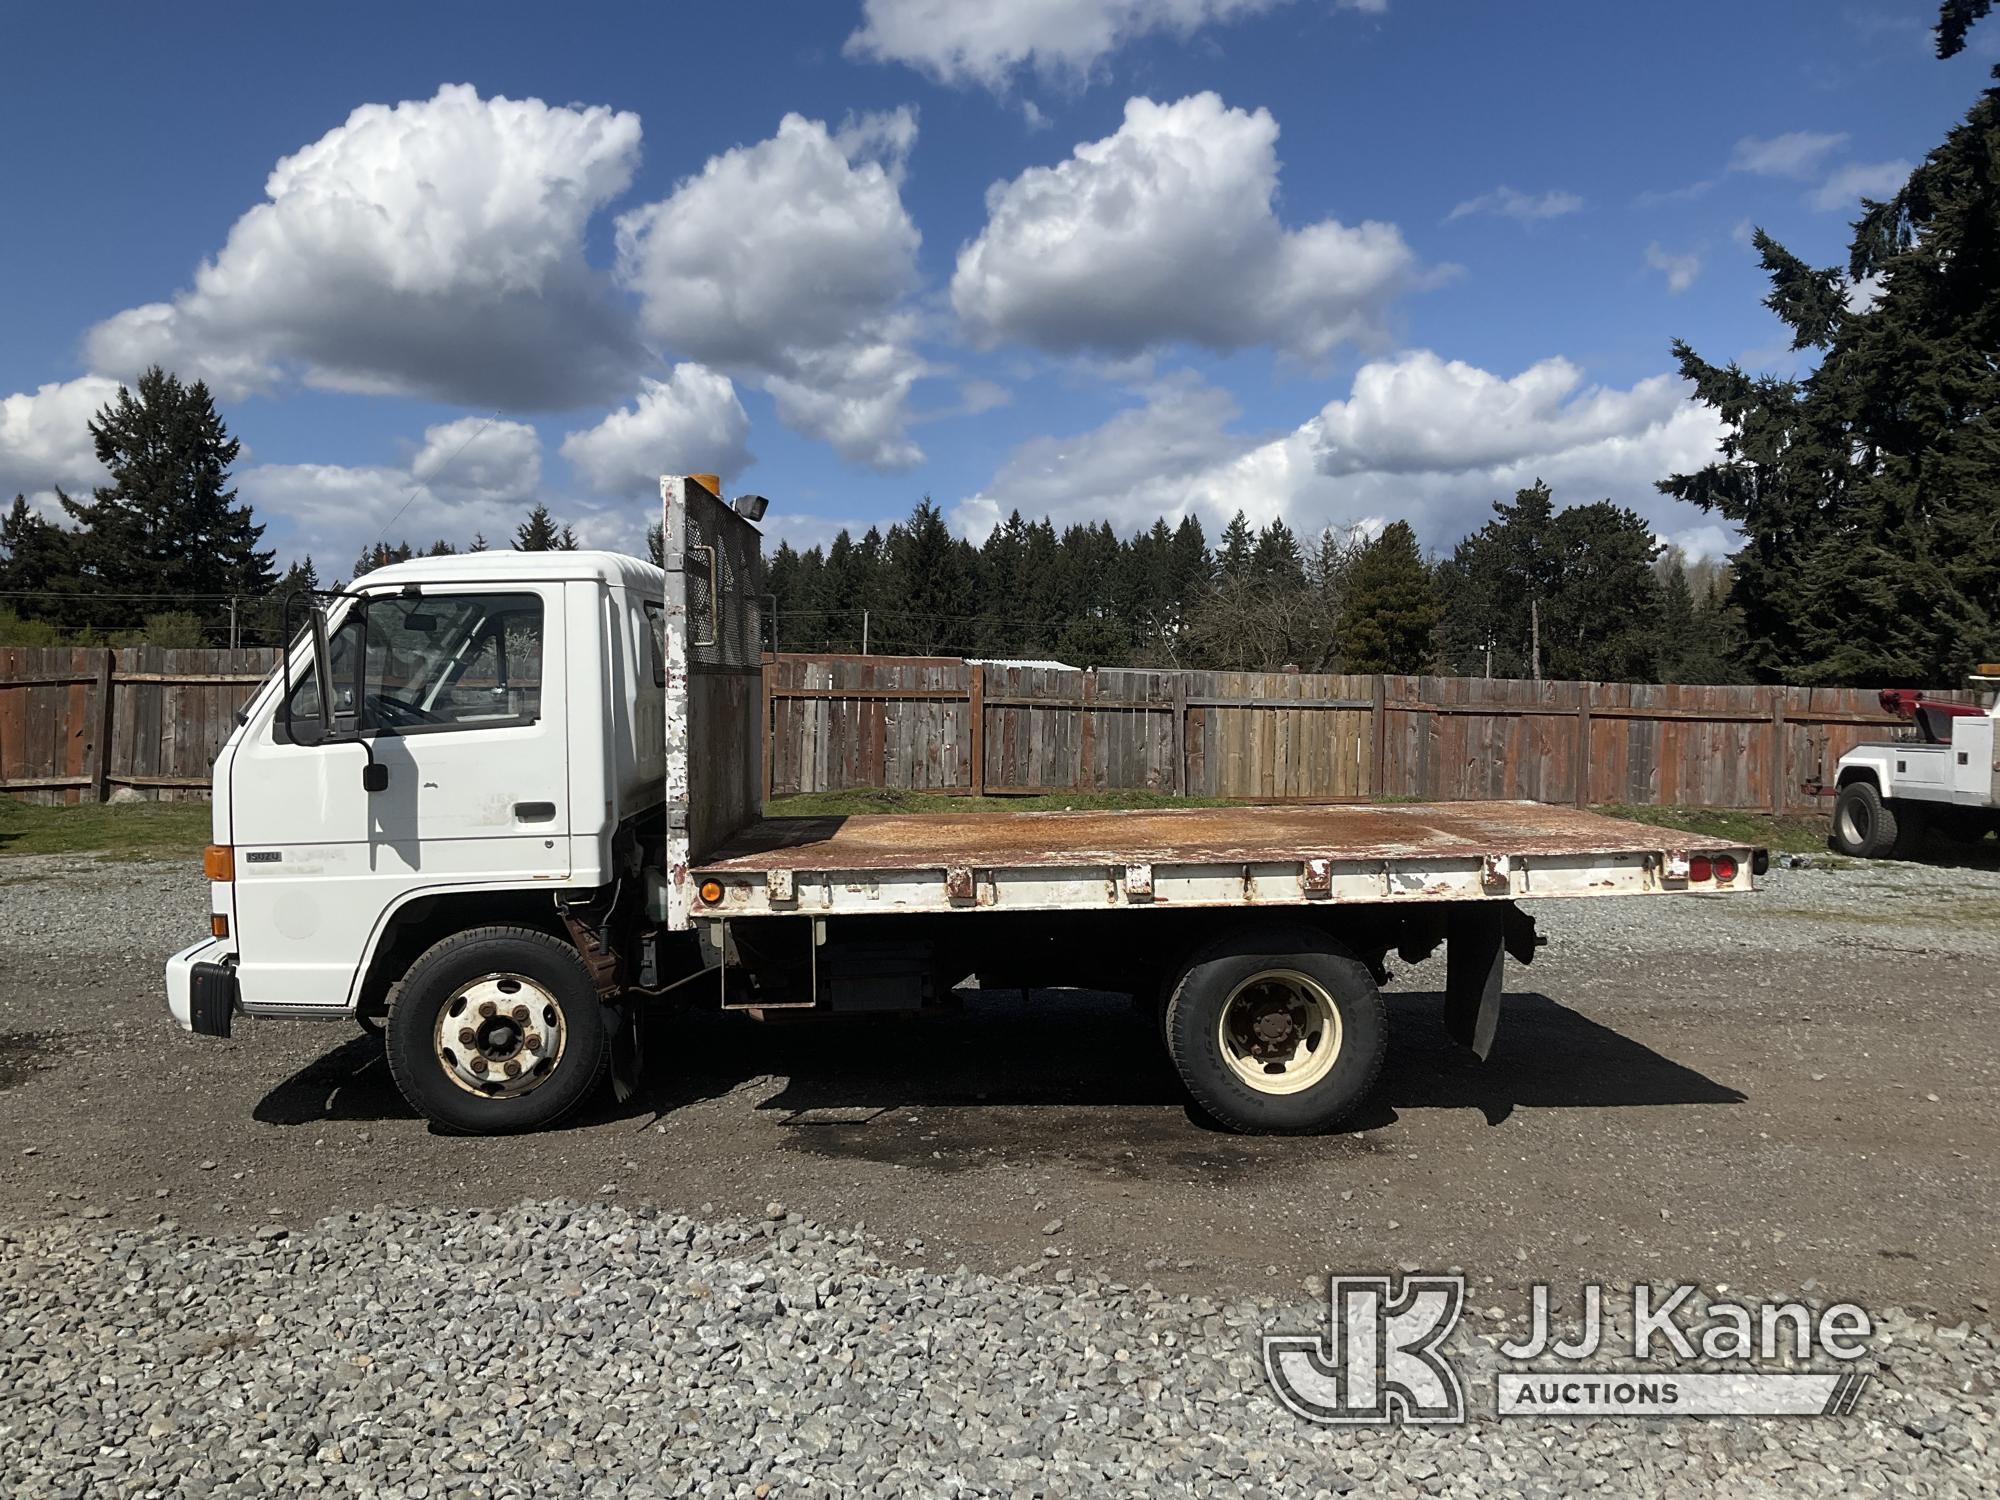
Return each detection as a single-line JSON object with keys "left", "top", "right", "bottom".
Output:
{"left": 1438, "top": 483, "right": 1663, "bottom": 681}
{"left": 1251, "top": 519, "right": 1306, "bottom": 589}
{"left": 1662, "top": 53, "right": 2000, "bottom": 683}
{"left": 254, "top": 556, "right": 320, "bottom": 646}
{"left": 470, "top": 532, "right": 491, "bottom": 553}
{"left": 513, "top": 503, "right": 566, "bottom": 551}
{"left": 1218, "top": 511, "right": 1255, "bottom": 579}
{"left": 352, "top": 540, "right": 415, "bottom": 579}
{"left": 57, "top": 367, "right": 273, "bottom": 641}
{"left": 889, "top": 498, "right": 974, "bottom": 653}
{"left": 1337, "top": 521, "right": 1441, "bottom": 673}
{"left": 0, "top": 496, "right": 69, "bottom": 601}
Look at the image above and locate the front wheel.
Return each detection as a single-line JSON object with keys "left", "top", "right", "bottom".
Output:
{"left": 384, "top": 926, "right": 611, "bottom": 1134}
{"left": 1164, "top": 926, "right": 1387, "bottom": 1134}
{"left": 1831, "top": 781, "right": 1917, "bottom": 859}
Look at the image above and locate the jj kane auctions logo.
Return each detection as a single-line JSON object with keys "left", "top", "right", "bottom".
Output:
{"left": 1265, "top": 1277, "right": 1873, "bottom": 1423}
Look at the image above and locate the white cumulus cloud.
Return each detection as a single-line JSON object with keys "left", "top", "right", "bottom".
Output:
{"left": 845, "top": 0, "right": 1290, "bottom": 88}
{"left": 241, "top": 417, "right": 549, "bottom": 565}
{"left": 85, "top": 85, "right": 645, "bottom": 410}
{"left": 956, "top": 352, "right": 1726, "bottom": 553}
{"left": 615, "top": 110, "right": 928, "bottom": 470}
{"left": 952, "top": 93, "right": 1423, "bottom": 361}
{"left": 560, "top": 366, "right": 752, "bottom": 498}
{"left": 0, "top": 376, "right": 121, "bottom": 510}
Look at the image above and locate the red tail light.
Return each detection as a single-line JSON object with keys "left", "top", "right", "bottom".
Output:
{"left": 1689, "top": 855, "right": 1714, "bottom": 883}
{"left": 1714, "top": 855, "right": 1739, "bottom": 883}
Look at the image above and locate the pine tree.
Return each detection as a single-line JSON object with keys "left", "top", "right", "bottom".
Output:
{"left": 57, "top": 367, "right": 273, "bottom": 641}
{"left": 1251, "top": 519, "right": 1306, "bottom": 589}
{"left": 513, "top": 504, "right": 565, "bottom": 551}
{"left": 1337, "top": 522, "right": 1441, "bottom": 673}
{"left": 1218, "top": 511, "right": 1255, "bottom": 579}
{"left": 0, "top": 496, "right": 70, "bottom": 602}
{"left": 1662, "top": 51, "right": 2000, "bottom": 684}
{"left": 469, "top": 532, "right": 491, "bottom": 553}
{"left": 254, "top": 556, "right": 320, "bottom": 646}
{"left": 890, "top": 498, "right": 974, "bottom": 654}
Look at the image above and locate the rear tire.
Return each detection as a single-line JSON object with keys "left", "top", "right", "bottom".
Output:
{"left": 384, "top": 926, "right": 611, "bottom": 1134}
{"left": 1831, "top": 781, "right": 1899, "bottom": 859}
{"left": 1163, "top": 925, "right": 1386, "bottom": 1134}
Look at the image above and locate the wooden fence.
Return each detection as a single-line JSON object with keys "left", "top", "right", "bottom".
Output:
{"left": 0, "top": 646, "right": 279, "bottom": 804}
{"left": 0, "top": 646, "right": 1960, "bottom": 813}
{"left": 766, "top": 654, "right": 1962, "bottom": 814}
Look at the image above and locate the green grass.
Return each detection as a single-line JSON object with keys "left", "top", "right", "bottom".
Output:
{"left": 0, "top": 799, "right": 212, "bottom": 860}
{"left": 1590, "top": 803, "right": 1830, "bottom": 854}
{"left": 766, "top": 788, "right": 1231, "bottom": 817}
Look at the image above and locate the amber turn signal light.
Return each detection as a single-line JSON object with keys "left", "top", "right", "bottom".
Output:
{"left": 698, "top": 879, "right": 724, "bottom": 905}
{"left": 203, "top": 845, "right": 234, "bottom": 882}
{"left": 211, "top": 913, "right": 230, "bottom": 939}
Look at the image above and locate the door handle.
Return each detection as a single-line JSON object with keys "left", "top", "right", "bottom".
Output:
{"left": 513, "top": 801, "right": 556, "bottom": 823}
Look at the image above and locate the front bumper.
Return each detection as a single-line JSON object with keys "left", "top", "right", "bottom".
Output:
{"left": 165, "top": 938, "right": 239, "bottom": 1037}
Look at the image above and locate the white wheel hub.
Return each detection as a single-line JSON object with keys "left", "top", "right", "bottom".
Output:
{"left": 433, "top": 974, "right": 567, "bottom": 1098}
{"left": 1217, "top": 969, "right": 1343, "bottom": 1096}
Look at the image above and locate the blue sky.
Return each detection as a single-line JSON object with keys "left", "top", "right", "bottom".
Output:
{"left": 1, "top": 0, "right": 1987, "bottom": 575}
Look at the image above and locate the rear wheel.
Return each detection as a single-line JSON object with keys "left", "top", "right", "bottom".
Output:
{"left": 385, "top": 926, "right": 611, "bottom": 1134}
{"left": 1163, "top": 926, "right": 1386, "bottom": 1134}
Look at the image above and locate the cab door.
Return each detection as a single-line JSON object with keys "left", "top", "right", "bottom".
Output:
{"left": 228, "top": 584, "right": 570, "bottom": 1011}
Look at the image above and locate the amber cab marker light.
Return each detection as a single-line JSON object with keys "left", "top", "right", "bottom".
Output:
{"left": 699, "top": 879, "right": 724, "bottom": 905}
{"left": 210, "top": 914, "right": 230, "bottom": 939}
{"left": 203, "top": 845, "right": 234, "bottom": 882}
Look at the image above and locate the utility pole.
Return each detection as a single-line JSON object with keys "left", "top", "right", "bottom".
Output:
{"left": 228, "top": 595, "right": 239, "bottom": 650}
{"left": 1529, "top": 598, "right": 1541, "bottom": 682}
{"left": 1483, "top": 635, "right": 1493, "bottom": 680}
{"left": 861, "top": 609, "right": 869, "bottom": 656}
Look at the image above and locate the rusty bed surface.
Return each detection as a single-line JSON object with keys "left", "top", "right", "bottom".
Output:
{"left": 695, "top": 801, "right": 1739, "bottom": 875}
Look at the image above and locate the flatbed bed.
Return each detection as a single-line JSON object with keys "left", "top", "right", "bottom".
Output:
{"left": 689, "top": 800, "right": 1755, "bottom": 919}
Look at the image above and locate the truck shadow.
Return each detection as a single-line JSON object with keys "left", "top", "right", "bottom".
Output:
{"left": 659, "top": 988, "right": 1745, "bottom": 1134}
{"left": 252, "top": 989, "right": 1744, "bottom": 1139}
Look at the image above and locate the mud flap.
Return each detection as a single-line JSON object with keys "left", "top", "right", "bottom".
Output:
{"left": 608, "top": 1001, "right": 645, "bottom": 1105}
{"left": 1445, "top": 907, "right": 1501, "bottom": 1059}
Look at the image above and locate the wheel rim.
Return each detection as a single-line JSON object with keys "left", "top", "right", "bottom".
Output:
{"left": 1838, "top": 796, "right": 1871, "bottom": 847}
{"left": 1216, "top": 969, "right": 1343, "bottom": 1096}
{"left": 432, "top": 974, "right": 567, "bottom": 1098}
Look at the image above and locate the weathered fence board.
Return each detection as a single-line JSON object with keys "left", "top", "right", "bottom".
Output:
{"left": 0, "top": 646, "right": 280, "bottom": 804}
{"left": 764, "top": 652, "right": 1970, "bottom": 814}
{"left": 2, "top": 646, "right": 1974, "bottom": 812}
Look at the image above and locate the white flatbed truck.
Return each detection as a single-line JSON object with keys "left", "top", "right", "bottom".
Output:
{"left": 166, "top": 476, "right": 1765, "bottom": 1135}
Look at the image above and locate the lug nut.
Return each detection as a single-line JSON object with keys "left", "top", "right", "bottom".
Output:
{"left": 523, "top": 1032, "right": 542, "bottom": 1051}
{"left": 478, "top": 1001, "right": 497, "bottom": 1018}
{"left": 510, "top": 1004, "right": 529, "bottom": 1023}
{"left": 503, "top": 1060, "right": 521, "bottom": 1078}
{"left": 471, "top": 1057, "right": 488, "bottom": 1075}
{"left": 458, "top": 1028, "right": 475, "bottom": 1045}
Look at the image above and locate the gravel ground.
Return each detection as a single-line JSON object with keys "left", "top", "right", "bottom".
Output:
{"left": 2, "top": 849, "right": 1998, "bottom": 1494}
{"left": 2, "top": 1201, "right": 1993, "bottom": 1498}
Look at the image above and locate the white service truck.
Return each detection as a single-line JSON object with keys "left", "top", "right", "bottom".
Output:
{"left": 167, "top": 476, "right": 1764, "bottom": 1135}
{"left": 1826, "top": 679, "right": 2000, "bottom": 858}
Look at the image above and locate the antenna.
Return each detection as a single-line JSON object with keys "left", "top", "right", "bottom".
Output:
{"left": 374, "top": 411, "right": 502, "bottom": 546}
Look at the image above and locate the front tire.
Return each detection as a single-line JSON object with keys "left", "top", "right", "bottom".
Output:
{"left": 1831, "top": 781, "right": 1920, "bottom": 859}
{"left": 385, "top": 926, "right": 611, "bottom": 1134}
{"left": 1164, "top": 926, "right": 1387, "bottom": 1134}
